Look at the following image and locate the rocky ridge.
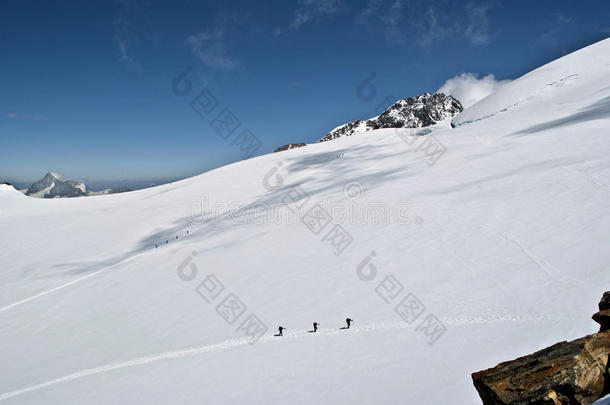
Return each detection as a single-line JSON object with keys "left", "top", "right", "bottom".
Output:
{"left": 472, "top": 291, "right": 610, "bottom": 405}
{"left": 318, "top": 93, "right": 463, "bottom": 142}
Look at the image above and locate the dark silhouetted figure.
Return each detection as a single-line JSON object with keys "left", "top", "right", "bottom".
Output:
{"left": 346, "top": 318, "right": 353, "bottom": 329}
{"left": 277, "top": 326, "right": 285, "bottom": 336}
{"left": 313, "top": 322, "right": 319, "bottom": 332}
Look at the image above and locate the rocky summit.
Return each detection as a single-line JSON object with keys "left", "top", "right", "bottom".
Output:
{"left": 472, "top": 291, "right": 610, "bottom": 405}
{"left": 318, "top": 93, "right": 463, "bottom": 143}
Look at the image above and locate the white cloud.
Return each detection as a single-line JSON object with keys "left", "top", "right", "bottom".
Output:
{"left": 360, "top": 1, "right": 494, "bottom": 46}
{"left": 542, "top": 12, "right": 573, "bottom": 41}
{"left": 380, "top": 0, "right": 404, "bottom": 43}
{"left": 437, "top": 73, "right": 510, "bottom": 108}
{"left": 463, "top": 2, "right": 493, "bottom": 46}
{"left": 113, "top": 1, "right": 144, "bottom": 74}
{"left": 6, "top": 112, "right": 44, "bottom": 120}
{"left": 290, "top": 0, "right": 343, "bottom": 30}
{"left": 359, "top": 0, "right": 405, "bottom": 43}
{"left": 417, "top": 6, "right": 450, "bottom": 46}
{"left": 187, "top": 30, "right": 238, "bottom": 70}
{"left": 419, "top": 2, "right": 493, "bottom": 46}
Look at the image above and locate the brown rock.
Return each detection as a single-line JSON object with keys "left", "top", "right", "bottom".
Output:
{"left": 472, "top": 292, "right": 610, "bottom": 404}
{"left": 593, "top": 309, "right": 610, "bottom": 332}
{"left": 472, "top": 331, "right": 610, "bottom": 405}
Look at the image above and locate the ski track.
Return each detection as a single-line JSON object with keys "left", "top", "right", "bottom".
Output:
{"left": 1, "top": 190, "right": 231, "bottom": 314}
{"left": 453, "top": 74, "right": 579, "bottom": 127}
{"left": 0, "top": 251, "right": 148, "bottom": 314}
{"left": 0, "top": 203, "right": 223, "bottom": 314}
{"left": 1, "top": 206, "right": 220, "bottom": 314}
{"left": 420, "top": 202, "right": 570, "bottom": 290}
{"left": 496, "top": 232, "right": 561, "bottom": 281}
{"left": 559, "top": 165, "right": 610, "bottom": 195}
{"left": 0, "top": 315, "right": 555, "bottom": 402}
{"left": 473, "top": 222, "right": 580, "bottom": 285}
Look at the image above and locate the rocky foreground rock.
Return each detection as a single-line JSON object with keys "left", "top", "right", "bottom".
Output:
{"left": 472, "top": 292, "right": 610, "bottom": 405}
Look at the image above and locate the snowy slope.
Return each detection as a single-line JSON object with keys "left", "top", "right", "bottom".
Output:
{"left": 452, "top": 38, "right": 610, "bottom": 128}
{"left": 1, "top": 38, "right": 610, "bottom": 405}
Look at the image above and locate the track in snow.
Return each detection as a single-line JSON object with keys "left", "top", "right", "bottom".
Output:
{"left": 0, "top": 315, "right": 553, "bottom": 402}
{"left": 0, "top": 250, "right": 149, "bottom": 314}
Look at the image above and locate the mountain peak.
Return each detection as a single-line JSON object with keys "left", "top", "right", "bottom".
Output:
{"left": 24, "top": 172, "right": 135, "bottom": 198}
{"left": 45, "top": 172, "right": 62, "bottom": 179}
{"left": 26, "top": 172, "right": 86, "bottom": 198}
{"left": 319, "top": 92, "right": 463, "bottom": 142}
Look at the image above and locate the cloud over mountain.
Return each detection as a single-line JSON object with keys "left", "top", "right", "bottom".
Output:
{"left": 437, "top": 73, "right": 510, "bottom": 108}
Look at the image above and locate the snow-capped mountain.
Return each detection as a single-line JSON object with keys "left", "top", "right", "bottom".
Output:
{"left": 319, "top": 93, "right": 463, "bottom": 142}
{"left": 25, "top": 172, "right": 88, "bottom": 198}
{"left": 24, "top": 172, "right": 133, "bottom": 198}
{"left": 1, "top": 39, "right": 609, "bottom": 405}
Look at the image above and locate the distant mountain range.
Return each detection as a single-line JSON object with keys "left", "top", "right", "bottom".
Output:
{"left": 23, "top": 172, "right": 133, "bottom": 198}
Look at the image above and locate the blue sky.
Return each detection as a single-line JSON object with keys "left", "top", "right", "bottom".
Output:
{"left": 1, "top": 0, "right": 609, "bottom": 184}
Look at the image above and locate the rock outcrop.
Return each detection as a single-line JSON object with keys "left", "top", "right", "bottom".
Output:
{"left": 472, "top": 292, "right": 610, "bottom": 405}
{"left": 274, "top": 143, "right": 306, "bottom": 152}
{"left": 593, "top": 292, "right": 610, "bottom": 332}
{"left": 319, "top": 93, "right": 463, "bottom": 142}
